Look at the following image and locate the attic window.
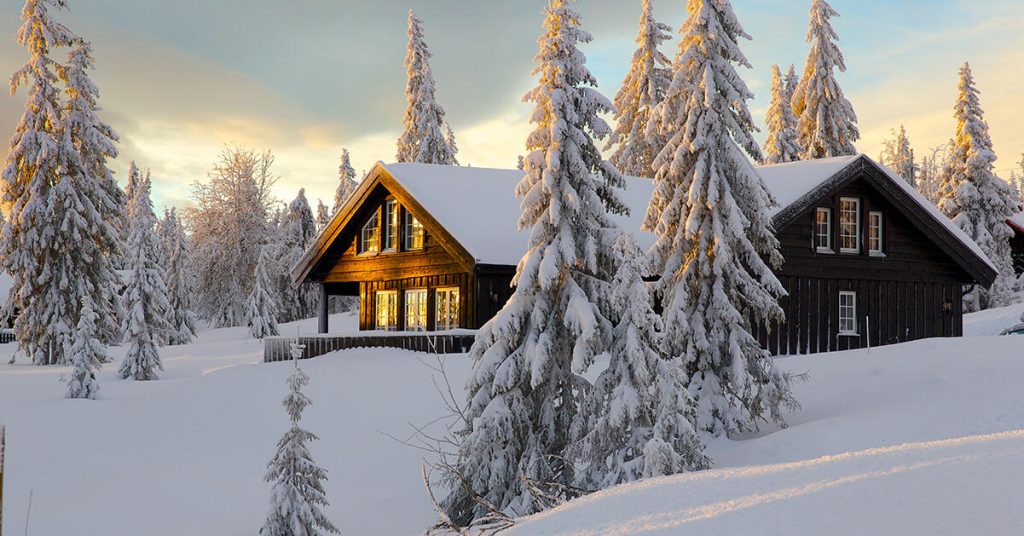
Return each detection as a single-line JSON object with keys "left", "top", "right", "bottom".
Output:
{"left": 815, "top": 208, "right": 833, "bottom": 253}
{"left": 868, "top": 211, "right": 884, "bottom": 255}
{"left": 839, "top": 197, "right": 860, "bottom": 253}
{"left": 359, "top": 212, "right": 379, "bottom": 254}
{"left": 383, "top": 199, "right": 399, "bottom": 251}
{"left": 404, "top": 210, "right": 424, "bottom": 250}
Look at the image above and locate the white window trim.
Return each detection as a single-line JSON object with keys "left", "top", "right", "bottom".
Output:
{"left": 868, "top": 211, "right": 884, "bottom": 256}
{"left": 404, "top": 289, "right": 428, "bottom": 332}
{"left": 435, "top": 287, "right": 460, "bottom": 331}
{"left": 838, "top": 291, "right": 858, "bottom": 336}
{"left": 359, "top": 212, "right": 379, "bottom": 255}
{"left": 382, "top": 199, "right": 399, "bottom": 252}
{"left": 839, "top": 197, "right": 860, "bottom": 254}
{"left": 815, "top": 207, "right": 833, "bottom": 253}
{"left": 375, "top": 290, "right": 398, "bottom": 331}
{"left": 403, "top": 209, "right": 425, "bottom": 251}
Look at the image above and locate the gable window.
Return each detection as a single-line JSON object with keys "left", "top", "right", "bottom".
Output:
{"left": 375, "top": 290, "right": 398, "bottom": 331}
{"left": 839, "top": 197, "right": 860, "bottom": 253}
{"left": 435, "top": 288, "right": 460, "bottom": 330}
{"left": 815, "top": 208, "right": 833, "bottom": 252}
{"left": 383, "top": 199, "right": 399, "bottom": 251}
{"left": 405, "top": 289, "right": 428, "bottom": 331}
{"left": 868, "top": 211, "right": 884, "bottom": 255}
{"left": 359, "top": 212, "right": 379, "bottom": 254}
{"left": 404, "top": 210, "right": 424, "bottom": 251}
{"left": 839, "top": 291, "right": 857, "bottom": 335}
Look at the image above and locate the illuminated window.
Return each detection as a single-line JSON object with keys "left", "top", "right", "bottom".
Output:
{"left": 383, "top": 199, "right": 398, "bottom": 251}
{"left": 375, "top": 291, "right": 398, "bottom": 331}
{"left": 839, "top": 197, "right": 860, "bottom": 253}
{"left": 815, "top": 208, "right": 832, "bottom": 252}
{"left": 839, "top": 291, "right": 857, "bottom": 335}
{"left": 435, "top": 288, "right": 460, "bottom": 330}
{"left": 868, "top": 211, "right": 883, "bottom": 255}
{"left": 404, "top": 210, "right": 424, "bottom": 251}
{"left": 405, "top": 289, "right": 428, "bottom": 331}
{"left": 359, "top": 212, "right": 379, "bottom": 254}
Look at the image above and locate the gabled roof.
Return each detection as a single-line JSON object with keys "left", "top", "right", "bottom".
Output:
{"left": 294, "top": 155, "right": 997, "bottom": 286}
{"left": 1008, "top": 212, "right": 1024, "bottom": 235}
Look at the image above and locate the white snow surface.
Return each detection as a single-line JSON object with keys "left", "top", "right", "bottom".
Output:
{"left": 2, "top": 305, "right": 1024, "bottom": 534}
{"left": 756, "top": 154, "right": 860, "bottom": 212}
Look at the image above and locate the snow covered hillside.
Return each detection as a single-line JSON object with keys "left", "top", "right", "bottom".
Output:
{"left": 0, "top": 305, "right": 1022, "bottom": 535}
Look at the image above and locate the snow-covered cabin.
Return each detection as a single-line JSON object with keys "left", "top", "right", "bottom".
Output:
{"left": 293, "top": 154, "right": 996, "bottom": 355}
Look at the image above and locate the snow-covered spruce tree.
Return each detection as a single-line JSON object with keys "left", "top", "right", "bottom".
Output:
{"left": 516, "top": 154, "right": 525, "bottom": 170}
{"left": 272, "top": 189, "right": 319, "bottom": 323}
{"left": 395, "top": 10, "right": 458, "bottom": 165}
{"left": 1, "top": 0, "right": 77, "bottom": 365}
{"left": 119, "top": 174, "right": 171, "bottom": 381}
{"left": 246, "top": 246, "right": 279, "bottom": 339}
{"left": 164, "top": 216, "right": 197, "bottom": 345}
{"left": 791, "top": 0, "right": 859, "bottom": 159}
{"left": 333, "top": 148, "right": 359, "bottom": 214}
{"left": 1010, "top": 154, "right": 1024, "bottom": 205}
{"left": 784, "top": 64, "right": 799, "bottom": 101}
{"left": 441, "top": 2, "right": 626, "bottom": 525}
{"left": 573, "top": 233, "right": 707, "bottom": 490}
{"left": 936, "top": 63, "right": 1019, "bottom": 311}
{"left": 66, "top": 296, "right": 104, "bottom": 399}
{"left": 607, "top": 0, "right": 673, "bottom": 178}
{"left": 880, "top": 125, "right": 918, "bottom": 186}
{"left": 261, "top": 342, "right": 338, "bottom": 536}
{"left": 762, "top": 64, "right": 802, "bottom": 164}
{"left": 918, "top": 143, "right": 950, "bottom": 205}
{"left": 315, "top": 199, "right": 330, "bottom": 232}
{"left": 644, "top": 0, "right": 795, "bottom": 436}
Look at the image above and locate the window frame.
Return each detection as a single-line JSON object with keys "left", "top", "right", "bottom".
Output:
{"left": 374, "top": 290, "right": 398, "bottom": 331}
{"left": 404, "top": 289, "right": 428, "bottom": 332}
{"left": 838, "top": 291, "right": 858, "bottom": 336}
{"left": 435, "top": 287, "right": 460, "bottom": 331}
{"left": 868, "top": 211, "right": 884, "bottom": 256}
{"left": 815, "top": 207, "right": 833, "bottom": 253}
{"left": 403, "top": 209, "right": 425, "bottom": 251}
{"left": 359, "top": 211, "right": 380, "bottom": 255}
{"left": 838, "top": 197, "right": 861, "bottom": 254}
{"left": 382, "top": 199, "right": 399, "bottom": 252}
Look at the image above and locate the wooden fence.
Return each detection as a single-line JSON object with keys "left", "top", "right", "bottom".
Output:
{"left": 263, "top": 333, "right": 476, "bottom": 363}
{"left": 0, "top": 330, "right": 13, "bottom": 344}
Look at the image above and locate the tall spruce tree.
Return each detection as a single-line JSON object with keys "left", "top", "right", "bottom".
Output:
{"left": 1009, "top": 154, "right": 1024, "bottom": 205}
{"left": 762, "top": 64, "right": 802, "bottom": 164}
{"left": 607, "top": 0, "right": 673, "bottom": 177}
{"left": 119, "top": 174, "right": 171, "bottom": 381}
{"left": 164, "top": 215, "right": 197, "bottom": 345}
{"left": 442, "top": 0, "right": 626, "bottom": 524}
{"left": 395, "top": 10, "right": 458, "bottom": 165}
{"left": 333, "top": 148, "right": 359, "bottom": 214}
{"left": 791, "top": 0, "right": 859, "bottom": 159}
{"left": 246, "top": 247, "right": 280, "bottom": 339}
{"left": 936, "top": 63, "right": 1019, "bottom": 311}
{"left": 261, "top": 342, "right": 338, "bottom": 536}
{"left": 880, "top": 125, "right": 918, "bottom": 186}
{"left": 784, "top": 64, "right": 800, "bottom": 100}
{"left": 644, "top": 0, "right": 795, "bottom": 436}
{"left": 315, "top": 199, "right": 330, "bottom": 232}
{"left": 272, "top": 189, "right": 318, "bottom": 323}
{"left": 66, "top": 296, "right": 104, "bottom": 399}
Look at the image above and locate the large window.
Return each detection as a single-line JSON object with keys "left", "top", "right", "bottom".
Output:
{"left": 359, "top": 212, "right": 379, "bottom": 254}
{"left": 868, "top": 211, "right": 883, "bottom": 255}
{"left": 383, "top": 199, "right": 399, "bottom": 251}
{"left": 839, "top": 291, "right": 857, "bottom": 335}
{"left": 839, "top": 197, "right": 860, "bottom": 253}
{"left": 375, "top": 291, "right": 398, "bottom": 331}
{"left": 435, "top": 288, "right": 460, "bottom": 330}
{"left": 815, "top": 207, "right": 832, "bottom": 252}
{"left": 405, "top": 289, "right": 428, "bottom": 331}
{"left": 404, "top": 210, "right": 424, "bottom": 251}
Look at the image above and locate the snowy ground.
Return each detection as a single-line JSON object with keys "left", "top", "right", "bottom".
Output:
{"left": 0, "top": 304, "right": 1022, "bottom": 535}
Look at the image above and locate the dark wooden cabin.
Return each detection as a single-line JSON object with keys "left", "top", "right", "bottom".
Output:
{"left": 293, "top": 156, "right": 996, "bottom": 355}
{"left": 1008, "top": 213, "right": 1024, "bottom": 275}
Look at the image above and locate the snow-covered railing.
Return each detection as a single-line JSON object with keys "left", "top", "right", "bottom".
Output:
{"left": 0, "top": 329, "right": 14, "bottom": 345}
{"left": 263, "top": 331, "right": 477, "bottom": 363}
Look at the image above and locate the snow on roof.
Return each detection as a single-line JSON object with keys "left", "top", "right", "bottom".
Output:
{"left": 381, "top": 155, "right": 995, "bottom": 273}
{"left": 1008, "top": 212, "right": 1024, "bottom": 234}
{"left": 383, "top": 163, "right": 653, "bottom": 266}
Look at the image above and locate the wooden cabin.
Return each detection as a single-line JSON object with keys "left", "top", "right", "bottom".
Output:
{"left": 293, "top": 155, "right": 996, "bottom": 355}
{"left": 1008, "top": 213, "right": 1024, "bottom": 275}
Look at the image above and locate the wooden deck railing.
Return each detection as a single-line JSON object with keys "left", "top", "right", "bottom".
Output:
{"left": 263, "top": 332, "right": 476, "bottom": 363}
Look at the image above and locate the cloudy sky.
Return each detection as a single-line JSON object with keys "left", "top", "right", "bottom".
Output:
{"left": 1, "top": 0, "right": 1022, "bottom": 213}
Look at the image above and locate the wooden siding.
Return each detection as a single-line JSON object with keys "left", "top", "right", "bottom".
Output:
{"left": 359, "top": 273, "right": 475, "bottom": 331}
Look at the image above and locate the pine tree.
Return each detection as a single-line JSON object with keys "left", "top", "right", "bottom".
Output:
{"left": 333, "top": 148, "right": 359, "bottom": 215}
{"left": 442, "top": 1, "right": 626, "bottom": 525}
{"left": 315, "top": 199, "right": 330, "bottom": 232}
{"left": 880, "top": 125, "right": 918, "bottom": 186}
{"left": 164, "top": 216, "right": 197, "bottom": 346}
{"left": 395, "top": 10, "right": 458, "bottom": 165}
{"left": 607, "top": 0, "right": 672, "bottom": 177}
{"left": 791, "top": 0, "right": 859, "bottom": 159}
{"left": 574, "top": 233, "right": 707, "bottom": 489}
{"left": 1010, "top": 154, "right": 1024, "bottom": 205}
{"left": 918, "top": 143, "right": 950, "bottom": 205}
{"left": 644, "top": 0, "right": 795, "bottom": 436}
{"left": 762, "top": 64, "right": 802, "bottom": 164}
{"left": 516, "top": 154, "right": 525, "bottom": 170}
{"left": 119, "top": 174, "right": 171, "bottom": 381}
{"left": 66, "top": 296, "right": 104, "bottom": 399}
{"left": 784, "top": 64, "right": 800, "bottom": 100}
{"left": 261, "top": 341, "right": 338, "bottom": 536}
{"left": 247, "top": 247, "right": 279, "bottom": 339}
{"left": 936, "top": 63, "right": 1019, "bottom": 311}
{"left": 272, "top": 189, "right": 318, "bottom": 323}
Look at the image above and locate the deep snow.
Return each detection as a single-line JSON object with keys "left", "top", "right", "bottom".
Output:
{"left": 0, "top": 305, "right": 1022, "bottom": 535}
